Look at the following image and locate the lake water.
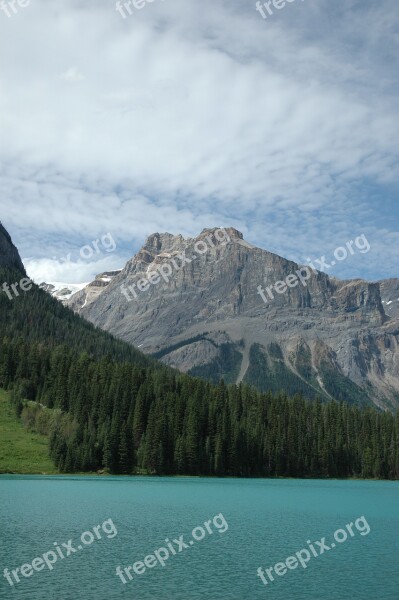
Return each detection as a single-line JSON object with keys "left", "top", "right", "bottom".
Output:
{"left": 0, "top": 476, "right": 398, "bottom": 600}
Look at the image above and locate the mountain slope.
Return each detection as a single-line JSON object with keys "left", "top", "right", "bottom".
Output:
{"left": 0, "top": 222, "right": 26, "bottom": 273}
{"left": 0, "top": 222, "right": 397, "bottom": 479}
{"left": 66, "top": 228, "right": 399, "bottom": 410}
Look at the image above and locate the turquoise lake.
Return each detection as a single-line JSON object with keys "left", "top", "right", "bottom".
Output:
{"left": 0, "top": 476, "right": 398, "bottom": 599}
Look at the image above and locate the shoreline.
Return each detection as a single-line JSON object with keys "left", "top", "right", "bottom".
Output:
{"left": 1, "top": 471, "right": 397, "bottom": 482}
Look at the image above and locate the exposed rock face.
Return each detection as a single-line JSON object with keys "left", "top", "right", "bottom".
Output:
{"left": 379, "top": 279, "right": 399, "bottom": 319}
{"left": 66, "top": 270, "right": 122, "bottom": 310}
{"left": 0, "top": 222, "right": 26, "bottom": 274}
{"left": 66, "top": 228, "right": 399, "bottom": 410}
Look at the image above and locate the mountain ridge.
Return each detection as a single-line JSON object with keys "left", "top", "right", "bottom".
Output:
{"left": 62, "top": 227, "right": 399, "bottom": 410}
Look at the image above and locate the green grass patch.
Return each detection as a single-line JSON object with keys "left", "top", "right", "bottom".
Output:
{"left": 0, "top": 389, "right": 58, "bottom": 474}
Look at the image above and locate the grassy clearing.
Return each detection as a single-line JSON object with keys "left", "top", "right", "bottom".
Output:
{"left": 0, "top": 389, "right": 58, "bottom": 474}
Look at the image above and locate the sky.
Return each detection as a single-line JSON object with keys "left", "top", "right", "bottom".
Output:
{"left": 0, "top": 0, "right": 398, "bottom": 284}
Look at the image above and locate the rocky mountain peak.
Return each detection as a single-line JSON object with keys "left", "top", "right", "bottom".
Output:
{"left": 199, "top": 227, "right": 244, "bottom": 241}
{"left": 143, "top": 232, "right": 185, "bottom": 254}
{"left": 142, "top": 227, "right": 244, "bottom": 255}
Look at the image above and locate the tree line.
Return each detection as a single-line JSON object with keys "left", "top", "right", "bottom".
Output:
{"left": 1, "top": 338, "right": 398, "bottom": 479}
{"left": 0, "top": 267, "right": 398, "bottom": 479}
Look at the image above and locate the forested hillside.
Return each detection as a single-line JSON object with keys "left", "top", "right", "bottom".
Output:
{"left": 0, "top": 266, "right": 156, "bottom": 367}
{"left": 0, "top": 265, "right": 398, "bottom": 478}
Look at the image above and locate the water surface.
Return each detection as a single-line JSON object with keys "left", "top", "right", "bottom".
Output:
{"left": 0, "top": 476, "right": 398, "bottom": 599}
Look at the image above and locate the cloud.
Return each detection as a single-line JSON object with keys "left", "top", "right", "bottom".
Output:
{"left": 24, "top": 254, "right": 123, "bottom": 285}
{"left": 0, "top": 0, "right": 398, "bottom": 281}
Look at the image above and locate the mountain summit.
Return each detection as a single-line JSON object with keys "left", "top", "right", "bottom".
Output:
{"left": 66, "top": 228, "right": 399, "bottom": 410}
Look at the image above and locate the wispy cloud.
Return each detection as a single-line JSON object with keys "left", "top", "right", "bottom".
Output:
{"left": 25, "top": 255, "right": 122, "bottom": 285}
{"left": 0, "top": 0, "right": 398, "bottom": 281}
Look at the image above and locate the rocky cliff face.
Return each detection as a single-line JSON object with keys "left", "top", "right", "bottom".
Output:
{"left": 379, "top": 279, "right": 399, "bottom": 319}
{"left": 66, "top": 228, "right": 399, "bottom": 410}
{"left": 0, "top": 222, "right": 26, "bottom": 274}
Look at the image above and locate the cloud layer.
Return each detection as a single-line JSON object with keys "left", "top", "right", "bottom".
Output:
{"left": 0, "top": 0, "right": 398, "bottom": 282}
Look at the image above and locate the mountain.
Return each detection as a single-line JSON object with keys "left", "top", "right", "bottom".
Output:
{"left": 65, "top": 227, "right": 399, "bottom": 410}
{"left": 0, "top": 221, "right": 397, "bottom": 479}
{"left": 39, "top": 281, "right": 89, "bottom": 304}
{"left": 39, "top": 270, "right": 121, "bottom": 305}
